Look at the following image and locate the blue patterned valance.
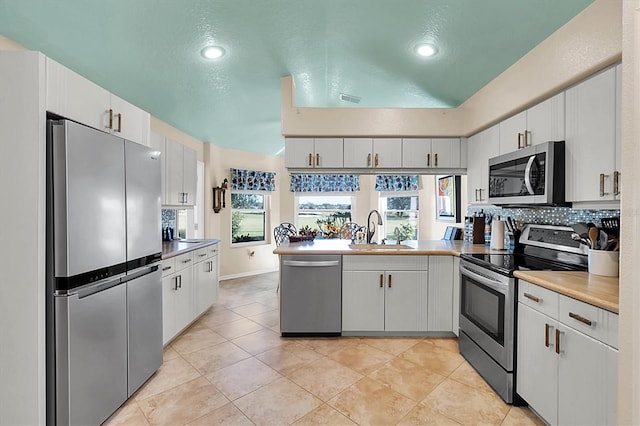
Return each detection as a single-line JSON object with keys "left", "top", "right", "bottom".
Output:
{"left": 230, "top": 168, "right": 276, "bottom": 191}
{"left": 290, "top": 174, "right": 360, "bottom": 192}
{"left": 375, "top": 175, "right": 419, "bottom": 192}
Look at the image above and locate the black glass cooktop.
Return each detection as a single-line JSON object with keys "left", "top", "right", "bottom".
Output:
{"left": 460, "top": 252, "right": 588, "bottom": 277}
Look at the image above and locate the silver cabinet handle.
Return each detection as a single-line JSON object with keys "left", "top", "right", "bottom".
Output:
{"left": 374, "top": 153, "right": 379, "bottom": 167}
{"left": 209, "top": 260, "right": 213, "bottom": 273}
{"left": 183, "top": 258, "right": 192, "bottom": 264}
{"left": 545, "top": 323, "right": 551, "bottom": 347}
{"left": 173, "top": 276, "right": 179, "bottom": 291}
{"left": 517, "top": 133, "right": 523, "bottom": 149}
{"left": 367, "top": 153, "right": 371, "bottom": 167}
{"left": 116, "top": 113, "right": 122, "bottom": 133}
{"left": 614, "top": 171, "right": 620, "bottom": 196}
{"left": 600, "top": 173, "right": 609, "bottom": 197}
{"left": 162, "top": 266, "right": 172, "bottom": 271}
{"left": 316, "top": 153, "right": 320, "bottom": 166}
{"left": 524, "top": 293, "right": 540, "bottom": 303}
{"left": 524, "top": 130, "right": 530, "bottom": 147}
{"left": 569, "top": 312, "right": 593, "bottom": 326}
{"left": 178, "top": 275, "right": 182, "bottom": 289}
{"left": 199, "top": 253, "right": 207, "bottom": 257}
{"left": 108, "top": 109, "right": 114, "bottom": 130}
{"left": 427, "top": 153, "right": 430, "bottom": 167}
{"left": 434, "top": 153, "right": 438, "bottom": 167}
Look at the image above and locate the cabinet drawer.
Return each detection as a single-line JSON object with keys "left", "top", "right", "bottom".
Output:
{"left": 161, "top": 258, "right": 176, "bottom": 277}
{"left": 208, "top": 244, "right": 219, "bottom": 258}
{"left": 194, "top": 247, "right": 210, "bottom": 262}
{"left": 174, "top": 252, "right": 194, "bottom": 272}
{"left": 518, "top": 280, "right": 559, "bottom": 318}
{"left": 559, "top": 295, "right": 618, "bottom": 349}
{"left": 343, "top": 255, "right": 427, "bottom": 271}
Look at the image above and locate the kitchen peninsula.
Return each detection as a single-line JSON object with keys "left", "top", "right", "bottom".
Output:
{"left": 274, "top": 239, "right": 619, "bottom": 336}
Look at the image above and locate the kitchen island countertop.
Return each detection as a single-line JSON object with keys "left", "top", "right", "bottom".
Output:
{"left": 162, "top": 239, "right": 220, "bottom": 259}
{"left": 273, "top": 239, "right": 502, "bottom": 256}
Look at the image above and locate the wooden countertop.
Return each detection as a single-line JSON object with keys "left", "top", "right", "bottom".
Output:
{"left": 162, "top": 239, "right": 220, "bottom": 259}
{"left": 514, "top": 270, "right": 619, "bottom": 314}
{"left": 273, "top": 239, "right": 503, "bottom": 256}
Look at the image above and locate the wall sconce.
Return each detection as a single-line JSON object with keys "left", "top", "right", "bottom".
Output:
{"left": 212, "top": 178, "right": 228, "bottom": 213}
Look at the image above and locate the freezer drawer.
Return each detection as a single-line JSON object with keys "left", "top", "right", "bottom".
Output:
{"left": 55, "top": 281, "right": 128, "bottom": 426}
{"left": 127, "top": 265, "right": 163, "bottom": 396}
{"left": 280, "top": 255, "right": 342, "bottom": 335}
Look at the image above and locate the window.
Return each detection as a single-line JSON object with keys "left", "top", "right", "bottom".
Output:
{"left": 296, "top": 194, "right": 353, "bottom": 238}
{"left": 231, "top": 192, "right": 267, "bottom": 244}
{"left": 379, "top": 193, "right": 419, "bottom": 240}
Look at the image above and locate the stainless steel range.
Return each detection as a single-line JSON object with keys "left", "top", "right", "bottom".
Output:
{"left": 458, "top": 224, "right": 588, "bottom": 404}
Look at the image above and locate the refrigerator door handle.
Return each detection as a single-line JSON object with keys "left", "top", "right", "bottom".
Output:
{"left": 77, "top": 275, "right": 125, "bottom": 299}
{"left": 122, "top": 264, "right": 160, "bottom": 283}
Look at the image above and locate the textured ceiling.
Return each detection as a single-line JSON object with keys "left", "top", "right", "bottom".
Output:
{"left": 0, "top": 0, "right": 593, "bottom": 155}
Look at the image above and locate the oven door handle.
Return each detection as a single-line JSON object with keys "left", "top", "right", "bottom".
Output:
{"left": 460, "top": 264, "right": 508, "bottom": 294}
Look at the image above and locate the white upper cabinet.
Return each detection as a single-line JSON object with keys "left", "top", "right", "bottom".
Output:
{"left": 498, "top": 93, "right": 565, "bottom": 154}
{"left": 46, "top": 57, "right": 150, "bottom": 146}
{"left": 165, "top": 138, "right": 197, "bottom": 206}
{"left": 151, "top": 133, "right": 197, "bottom": 206}
{"left": 402, "top": 138, "right": 462, "bottom": 169}
{"left": 343, "top": 138, "right": 402, "bottom": 168}
{"left": 284, "top": 137, "right": 343, "bottom": 168}
{"left": 565, "top": 65, "right": 619, "bottom": 203}
{"left": 467, "top": 124, "right": 499, "bottom": 204}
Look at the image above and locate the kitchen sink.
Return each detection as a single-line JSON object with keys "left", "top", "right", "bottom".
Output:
{"left": 348, "top": 243, "right": 414, "bottom": 250}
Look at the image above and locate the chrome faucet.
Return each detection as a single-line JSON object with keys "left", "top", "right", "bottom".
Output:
{"left": 366, "top": 209, "right": 383, "bottom": 244}
{"left": 394, "top": 226, "right": 402, "bottom": 245}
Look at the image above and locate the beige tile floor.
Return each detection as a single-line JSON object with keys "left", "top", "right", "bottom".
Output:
{"left": 105, "top": 272, "right": 544, "bottom": 426}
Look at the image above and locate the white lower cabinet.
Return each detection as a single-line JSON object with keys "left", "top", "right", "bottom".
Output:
{"left": 342, "top": 255, "right": 428, "bottom": 333}
{"left": 194, "top": 247, "right": 219, "bottom": 317}
{"left": 162, "top": 243, "right": 219, "bottom": 345}
{"left": 517, "top": 280, "right": 617, "bottom": 426}
{"left": 427, "top": 256, "right": 454, "bottom": 331}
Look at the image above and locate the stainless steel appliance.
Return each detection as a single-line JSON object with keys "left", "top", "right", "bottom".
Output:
{"left": 488, "top": 141, "right": 567, "bottom": 206}
{"left": 46, "top": 119, "right": 162, "bottom": 425}
{"left": 280, "top": 254, "right": 342, "bottom": 336}
{"left": 458, "top": 224, "right": 587, "bottom": 404}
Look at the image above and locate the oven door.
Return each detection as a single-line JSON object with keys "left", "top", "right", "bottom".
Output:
{"left": 459, "top": 260, "right": 515, "bottom": 371}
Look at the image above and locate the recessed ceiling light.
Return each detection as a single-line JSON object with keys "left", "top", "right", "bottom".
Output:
{"left": 201, "top": 46, "right": 226, "bottom": 60}
{"left": 415, "top": 43, "right": 438, "bottom": 57}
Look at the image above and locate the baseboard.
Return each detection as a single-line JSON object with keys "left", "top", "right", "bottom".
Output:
{"left": 220, "top": 268, "right": 278, "bottom": 281}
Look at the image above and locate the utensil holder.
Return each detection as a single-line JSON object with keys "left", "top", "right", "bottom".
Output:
{"left": 588, "top": 249, "right": 619, "bottom": 277}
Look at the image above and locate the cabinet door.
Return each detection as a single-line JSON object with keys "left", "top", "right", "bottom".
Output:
{"left": 565, "top": 67, "right": 617, "bottom": 202}
{"left": 110, "top": 94, "right": 150, "bottom": 146}
{"left": 285, "top": 138, "right": 315, "bottom": 168}
{"left": 343, "top": 138, "right": 373, "bottom": 168}
{"left": 427, "top": 256, "right": 453, "bottom": 331}
{"left": 342, "top": 270, "right": 384, "bottom": 331}
{"left": 182, "top": 146, "right": 197, "bottom": 206}
{"left": 558, "top": 326, "right": 618, "bottom": 426}
{"left": 615, "top": 64, "right": 621, "bottom": 200}
{"left": 162, "top": 274, "right": 177, "bottom": 345}
{"left": 499, "top": 111, "right": 526, "bottom": 154}
{"left": 46, "top": 57, "right": 110, "bottom": 132}
{"left": 165, "top": 139, "right": 184, "bottom": 205}
{"left": 467, "top": 125, "right": 499, "bottom": 204}
{"left": 173, "top": 267, "right": 194, "bottom": 334}
{"left": 431, "top": 138, "right": 461, "bottom": 168}
{"left": 402, "top": 138, "right": 431, "bottom": 168}
{"left": 384, "top": 271, "right": 425, "bottom": 332}
{"left": 373, "top": 138, "right": 402, "bottom": 168}
{"left": 314, "top": 138, "right": 343, "bottom": 168}
{"left": 526, "top": 92, "right": 565, "bottom": 147}
{"left": 194, "top": 259, "right": 216, "bottom": 317}
{"left": 149, "top": 133, "right": 167, "bottom": 204}
{"left": 516, "top": 304, "right": 558, "bottom": 425}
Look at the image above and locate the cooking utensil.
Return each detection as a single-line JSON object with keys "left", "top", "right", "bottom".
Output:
{"left": 599, "top": 230, "right": 608, "bottom": 251}
{"left": 571, "top": 222, "right": 590, "bottom": 240}
{"left": 571, "top": 232, "right": 591, "bottom": 247}
{"left": 600, "top": 217, "right": 620, "bottom": 237}
{"left": 588, "top": 227, "right": 599, "bottom": 250}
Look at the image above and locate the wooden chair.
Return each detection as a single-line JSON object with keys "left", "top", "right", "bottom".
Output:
{"left": 274, "top": 222, "right": 297, "bottom": 246}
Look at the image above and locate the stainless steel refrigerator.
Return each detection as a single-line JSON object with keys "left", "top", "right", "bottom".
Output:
{"left": 46, "top": 119, "right": 163, "bottom": 425}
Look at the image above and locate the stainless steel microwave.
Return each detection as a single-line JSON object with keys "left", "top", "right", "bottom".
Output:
{"left": 488, "top": 140, "right": 568, "bottom": 206}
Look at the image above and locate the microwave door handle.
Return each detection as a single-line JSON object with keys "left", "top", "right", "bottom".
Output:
{"left": 524, "top": 155, "right": 536, "bottom": 195}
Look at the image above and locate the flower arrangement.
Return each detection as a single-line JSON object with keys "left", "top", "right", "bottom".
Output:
{"left": 289, "top": 225, "right": 318, "bottom": 242}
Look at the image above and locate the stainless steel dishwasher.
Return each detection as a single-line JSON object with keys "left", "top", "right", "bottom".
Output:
{"left": 280, "top": 254, "right": 342, "bottom": 336}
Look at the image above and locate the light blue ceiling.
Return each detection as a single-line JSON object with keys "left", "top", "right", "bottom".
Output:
{"left": 0, "top": 0, "right": 593, "bottom": 155}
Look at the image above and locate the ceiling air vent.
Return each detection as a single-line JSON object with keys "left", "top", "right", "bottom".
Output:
{"left": 339, "top": 93, "right": 361, "bottom": 104}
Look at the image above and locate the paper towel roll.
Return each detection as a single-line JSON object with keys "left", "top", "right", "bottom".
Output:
{"left": 490, "top": 219, "right": 505, "bottom": 250}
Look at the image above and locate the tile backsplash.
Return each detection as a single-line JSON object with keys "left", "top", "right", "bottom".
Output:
{"left": 161, "top": 209, "right": 176, "bottom": 231}
{"left": 466, "top": 206, "right": 620, "bottom": 227}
